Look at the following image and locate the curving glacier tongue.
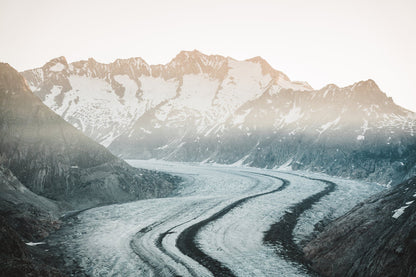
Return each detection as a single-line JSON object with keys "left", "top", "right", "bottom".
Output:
{"left": 46, "top": 160, "right": 382, "bottom": 277}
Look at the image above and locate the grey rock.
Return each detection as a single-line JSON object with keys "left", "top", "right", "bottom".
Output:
{"left": 304, "top": 176, "right": 416, "bottom": 277}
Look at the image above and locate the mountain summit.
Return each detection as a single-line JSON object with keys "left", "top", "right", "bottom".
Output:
{"left": 21, "top": 51, "right": 416, "bottom": 184}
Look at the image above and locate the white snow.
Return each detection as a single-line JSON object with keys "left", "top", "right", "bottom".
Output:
{"left": 392, "top": 200, "right": 413, "bottom": 219}
{"left": 26, "top": 242, "right": 45, "bottom": 246}
{"left": 43, "top": 75, "right": 148, "bottom": 146}
{"left": 113, "top": 75, "right": 139, "bottom": 103}
{"left": 212, "top": 59, "right": 271, "bottom": 121}
{"left": 317, "top": 117, "right": 340, "bottom": 134}
{"left": 156, "top": 144, "right": 169, "bottom": 150}
{"left": 282, "top": 105, "right": 303, "bottom": 125}
{"left": 174, "top": 74, "right": 219, "bottom": 111}
{"left": 233, "top": 109, "right": 252, "bottom": 125}
{"left": 230, "top": 154, "right": 250, "bottom": 166}
{"left": 392, "top": 207, "right": 406, "bottom": 219}
{"left": 277, "top": 77, "right": 312, "bottom": 91}
{"left": 139, "top": 76, "right": 178, "bottom": 107}
{"left": 277, "top": 159, "right": 293, "bottom": 171}
{"left": 43, "top": 85, "right": 62, "bottom": 108}
{"left": 49, "top": 63, "right": 65, "bottom": 72}
{"left": 357, "top": 135, "right": 365, "bottom": 140}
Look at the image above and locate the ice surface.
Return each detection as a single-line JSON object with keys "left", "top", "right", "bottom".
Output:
{"left": 288, "top": 171, "right": 383, "bottom": 245}
{"left": 51, "top": 160, "right": 382, "bottom": 277}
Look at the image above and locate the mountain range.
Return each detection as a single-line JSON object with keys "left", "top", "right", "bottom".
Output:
{"left": 22, "top": 50, "right": 416, "bottom": 185}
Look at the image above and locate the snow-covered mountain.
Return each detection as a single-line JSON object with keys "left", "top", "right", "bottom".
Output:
{"left": 22, "top": 50, "right": 311, "bottom": 147}
{"left": 22, "top": 50, "right": 416, "bottom": 184}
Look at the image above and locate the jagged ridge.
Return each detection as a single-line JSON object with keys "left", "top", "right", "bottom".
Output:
{"left": 21, "top": 51, "right": 416, "bottom": 185}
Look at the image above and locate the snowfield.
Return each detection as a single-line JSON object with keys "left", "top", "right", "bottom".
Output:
{"left": 48, "top": 160, "right": 383, "bottom": 277}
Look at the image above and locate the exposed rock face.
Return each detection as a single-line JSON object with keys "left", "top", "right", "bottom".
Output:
{"left": 0, "top": 63, "right": 179, "bottom": 208}
{"left": 22, "top": 51, "right": 416, "bottom": 185}
{"left": 304, "top": 176, "right": 416, "bottom": 277}
{"left": 0, "top": 165, "right": 63, "bottom": 277}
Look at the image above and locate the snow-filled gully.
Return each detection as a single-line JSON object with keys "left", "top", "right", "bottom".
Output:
{"left": 48, "top": 160, "right": 382, "bottom": 277}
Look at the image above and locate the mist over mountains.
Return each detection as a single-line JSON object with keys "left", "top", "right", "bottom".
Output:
{"left": 22, "top": 50, "right": 416, "bottom": 185}
{"left": 0, "top": 49, "right": 415, "bottom": 277}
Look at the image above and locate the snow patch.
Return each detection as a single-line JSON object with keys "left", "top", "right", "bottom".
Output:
{"left": 230, "top": 154, "right": 250, "bottom": 166}
{"left": 26, "top": 242, "right": 45, "bottom": 246}
{"left": 392, "top": 201, "right": 413, "bottom": 219}
{"left": 174, "top": 74, "right": 219, "bottom": 111}
{"left": 317, "top": 117, "right": 340, "bottom": 134}
{"left": 233, "top": 109, "right": 251, "bottom": 125}
{"left": 113, "top": 75, "right": 139, "bottom": 102}
{"left": 139, "top": 76, "right": 178, "bottom": 107}
{"left": 278, "top": 159, "right": 293, "bottom": 171}
{"left": 282, "top": 106, "right": 303, "bottom": 125}
{"left": 49, "top": 63, "right": 65, "bottom": 72}
{"left": 44, "top": 85, "right": 62, "bottom": 108}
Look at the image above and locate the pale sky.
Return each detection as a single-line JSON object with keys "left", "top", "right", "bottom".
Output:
{"left": 1, "top": 0, "right": 415, "bottom": 111}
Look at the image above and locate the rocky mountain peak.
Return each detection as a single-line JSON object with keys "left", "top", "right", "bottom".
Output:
{"left": 0, "top": 63, "right": 31, "bottom": 93}
{"left": 47, "top": 56, "right": 68, "bottom": 65}
{"left": 164, "top": 50, "right": 229, "bottom": 78}
{"left": 244, "top": 55, "right": 290, "bottom": 82}
{"left": 320, "top": 83, "right": 339, "bottom": 91}
{"left": 351, "top": 79, "right": 381, "bottom": 92}
{"left": 292, "top": 81, "right": 313, "bottom": 90}
{"left": 114, "top": 56, "right": 148, "bottom": 66}
{"left": 43, "top": 56, "right": 68, "bottom": 73}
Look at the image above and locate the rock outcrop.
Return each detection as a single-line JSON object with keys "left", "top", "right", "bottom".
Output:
{"left": 304, "top": 176, "right": 416, "bottom": 277}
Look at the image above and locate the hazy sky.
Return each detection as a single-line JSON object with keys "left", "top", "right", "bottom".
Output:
{"left": 1, "top": 0, "right": 415, "bottom": 111}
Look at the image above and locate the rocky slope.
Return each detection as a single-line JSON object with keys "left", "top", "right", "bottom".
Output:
{"left": 0, "top": 62, "right": 181, "bottom": 275}
{"left": 304, "top": 176, "right": 416, "bottom": 277}
{"left": 22, "top": 50, "right": 416, "bottom": 184}
{"left": 1, "top": 63, "right": 179, "bottom": 209}
{"left": 0, "top": 165, "right": 63, "bottom": 277}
